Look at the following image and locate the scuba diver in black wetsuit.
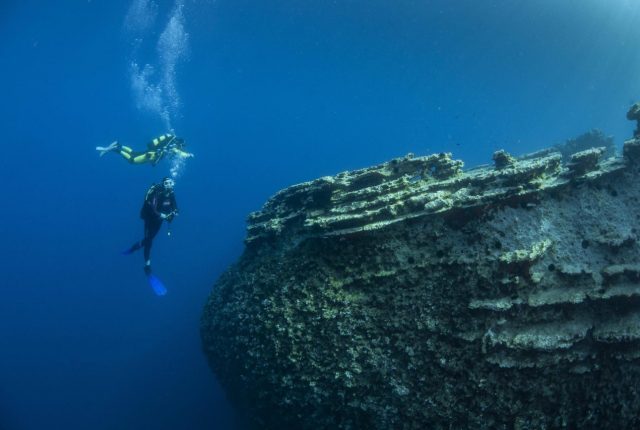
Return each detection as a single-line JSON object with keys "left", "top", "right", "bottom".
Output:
{"left": 124, "top": 177, "right": 179, "bottom": 274}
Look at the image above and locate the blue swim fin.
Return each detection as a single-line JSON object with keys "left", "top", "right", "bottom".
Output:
{"left": 147, "top": 273, "right": 167, "bottom": 296}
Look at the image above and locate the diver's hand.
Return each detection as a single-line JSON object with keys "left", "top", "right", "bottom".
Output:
{"left": 161, "top": 211, "right": 177, "bottom": 220}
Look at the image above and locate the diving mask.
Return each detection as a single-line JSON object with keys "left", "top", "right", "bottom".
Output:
{"left": 163, "top": 178, "right": 175, "bottom": 190}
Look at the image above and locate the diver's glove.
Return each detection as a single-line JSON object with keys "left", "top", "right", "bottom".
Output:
{"left": 161, "top": 211, "right": 177, "bottom": 221}
{"left": 173, "top": 149, "right": 194, "bottom": 159}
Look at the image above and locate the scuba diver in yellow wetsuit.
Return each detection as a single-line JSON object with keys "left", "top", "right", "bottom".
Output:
{"left": 96, "top": 133, "right": 194, "bottom": 166}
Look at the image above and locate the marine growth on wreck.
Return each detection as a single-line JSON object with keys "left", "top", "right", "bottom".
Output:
{"left": 201, "top": 125, "right": 640, "bottom": 429}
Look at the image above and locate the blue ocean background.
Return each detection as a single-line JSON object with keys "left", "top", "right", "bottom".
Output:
{"left": 1, "top": 1, "right": 640, "bottom": 429}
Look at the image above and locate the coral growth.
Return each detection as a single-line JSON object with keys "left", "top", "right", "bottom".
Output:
{"left": 202, "top": 137, "right": 640, "bottom": 429}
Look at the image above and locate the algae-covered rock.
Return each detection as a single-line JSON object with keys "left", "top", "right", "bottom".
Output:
{"left": 201, "top": 136, "right": 640, "bottom": 429}
{"left": 552, "top": 129, "right": 616, "bottom": 161}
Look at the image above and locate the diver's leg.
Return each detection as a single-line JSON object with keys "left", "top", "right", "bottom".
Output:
{"left": 122, "top": 241, "right": 142, "bottom": 255}
{"left": 99, "top": 144, "right": 146, "bottom": 164}
{"left": 96, "top": 141, "right": 157, "bottom": 166}
{"left": 123, "top": 212, "right": 150, "bottom": 255}
{"left": 130, "top": 151, "right": 156, "bottom": 165}
{"left": 115, "top": 148, "right": 154, "bottom": 165}
{"left": 142, "top": 217, "right": 163, "bottom": 264}
{"left": 118, "top": 147, "right": 137, "bottom": 163}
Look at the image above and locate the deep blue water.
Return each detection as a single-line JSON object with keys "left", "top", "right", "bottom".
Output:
{"left": 2, "top": 1, "right": 640, "bottom": 429}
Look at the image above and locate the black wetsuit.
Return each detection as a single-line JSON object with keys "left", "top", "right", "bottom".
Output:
{"left": 126, "top": 183, "right": 178, "bottom": 267}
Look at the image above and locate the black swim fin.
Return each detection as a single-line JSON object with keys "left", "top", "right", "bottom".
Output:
{"left": 122, "top": 242, "right": 142, "bottom": 255}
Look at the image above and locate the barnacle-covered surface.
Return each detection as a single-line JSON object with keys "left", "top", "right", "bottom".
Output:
{"left": 202, "top": 136, "right": 640, "bottom": 429}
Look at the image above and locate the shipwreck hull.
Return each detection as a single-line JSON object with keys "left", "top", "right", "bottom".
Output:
{"left": 202, "top": 137, "right": 640, "bottom": 429}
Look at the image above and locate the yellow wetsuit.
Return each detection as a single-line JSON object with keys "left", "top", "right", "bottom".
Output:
{"left": 118, "top": 134, "right": 191, "bottom": 165}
